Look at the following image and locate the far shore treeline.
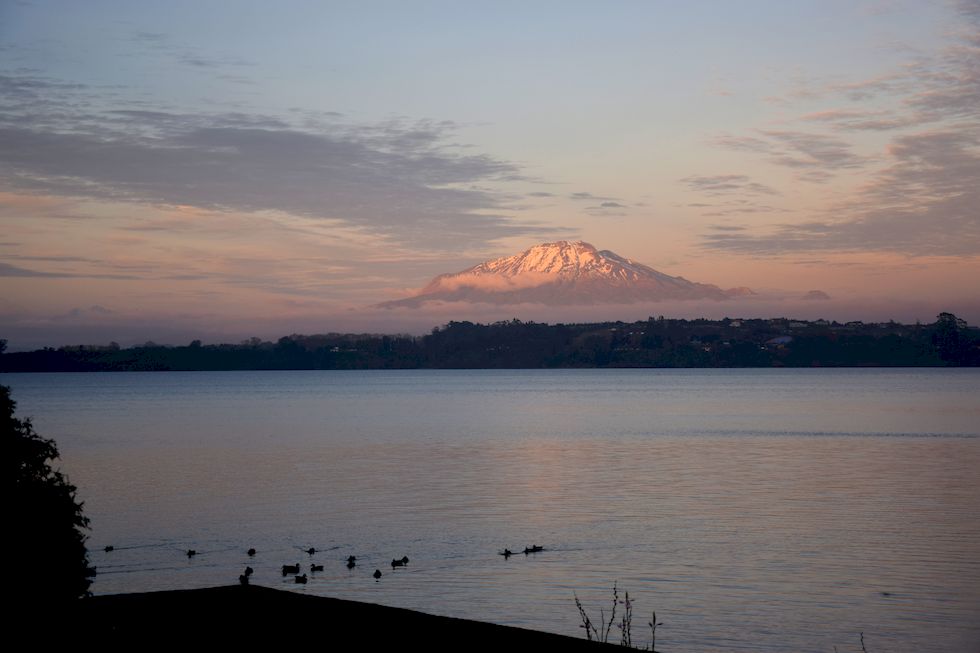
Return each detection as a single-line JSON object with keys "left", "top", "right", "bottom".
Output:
{"left": 2, "top": 313, "right": 978, "bottom": 372}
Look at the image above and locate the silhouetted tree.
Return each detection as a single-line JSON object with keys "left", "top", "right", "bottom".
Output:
{"left": 4, "top": 384, "right": 94, "bottom": 606}
{"left": 931, "top": 312, "right": 969, "bottom": 364}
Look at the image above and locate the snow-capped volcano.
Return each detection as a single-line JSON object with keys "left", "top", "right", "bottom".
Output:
{"left": 377, "top": 240, "right": 748, "bottom": 307}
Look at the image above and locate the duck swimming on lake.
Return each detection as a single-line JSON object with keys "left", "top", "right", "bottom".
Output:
{"left": 311, "top": 563, "right": 324, "bottom": 572}
{"left": 282, "top": 563, "right": 300, "bottom": 575}
{"left": 247, "top": 548, "right": 256, "bottom": 557}
{"left": 373, "top": 569, "right": 382, "bottom": 580}
{"left": 390, "top": 555, "right": 410, "bottom": 569}
{"left": 186, "top": 549, "right": 197, "bottom": 558}
{"left": 294, "top": 574, "right": 308, "bottom": 584}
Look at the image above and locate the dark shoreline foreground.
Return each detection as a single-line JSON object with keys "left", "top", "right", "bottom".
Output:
{"left": 64, "top": 585, "right": 619, "bottom": 648}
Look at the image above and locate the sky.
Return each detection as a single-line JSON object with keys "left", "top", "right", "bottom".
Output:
{"left": 1, "top": 0, "right": 979, "bottom": 348}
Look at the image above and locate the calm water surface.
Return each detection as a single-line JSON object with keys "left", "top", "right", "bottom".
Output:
{"left": 3, "top": 369, "right": 979, "bottom": 652}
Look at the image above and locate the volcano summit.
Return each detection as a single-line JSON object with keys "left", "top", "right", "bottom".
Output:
{"left": 378, "top": 241, "right": 749, "bottom": 307}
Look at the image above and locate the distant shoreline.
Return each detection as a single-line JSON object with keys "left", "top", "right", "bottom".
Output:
{"left": 2, "top": 314, "right": 978, "bottom": 371}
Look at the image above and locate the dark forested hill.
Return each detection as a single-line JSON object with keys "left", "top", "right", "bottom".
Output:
{"left": 2, "top": 313, "right": 978, "bottom": 372}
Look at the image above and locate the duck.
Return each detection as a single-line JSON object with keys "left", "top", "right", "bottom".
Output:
{"left": 244, "top": 566, "right": 254, "bottom": 577}
{"left": 294, "top": 574, "right": 308, "bottom": 584}
{"left": 346, "top": 559, "right": 356, "bottom": 570}
{"left": 373, "top": 569, "right": 382, "bottom": 580}
{"left": 104, "top": 545, "right": 114, "bottom": 553}
{"left": 239, "top": 574, "right": 249, "bottom": 585}
{"left": 282, "top": 563, "right": 300, "bottom": 576}
{"left": 306, "top": 547, "right": 316, "bottom": 556}
{"left": 247, "top": 548, "right": 256, "bottom": 557}
{"left": 311, "top": 563, "right": 324, "bottom": 572}
{"left": 186, "top": 549, "right": 197, "bottom": 558}
{"left": 500, "top": 549, "right": 513, "bottom": 558}
{"left": 523, "top": 545, "right": 544, "bottom": 554}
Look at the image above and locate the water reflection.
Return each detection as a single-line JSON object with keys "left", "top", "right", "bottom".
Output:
{"left": 2, "top": 369, "right": 979, "bottom": 652}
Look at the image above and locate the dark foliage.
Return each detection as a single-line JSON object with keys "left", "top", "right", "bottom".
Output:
{"left": 2, "top": 313, "right": 977, "bottom": 371}
{"left": 4, "top": 384, "right": 94, "bottom": 605}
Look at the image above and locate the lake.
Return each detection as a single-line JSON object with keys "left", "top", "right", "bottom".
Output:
{"left": 3, "top": 368, "right": 979, "bottom": 652}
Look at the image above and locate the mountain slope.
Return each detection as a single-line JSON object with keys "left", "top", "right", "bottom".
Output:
{"left": 377, "top": 240, "right": 744, "bottom": 307}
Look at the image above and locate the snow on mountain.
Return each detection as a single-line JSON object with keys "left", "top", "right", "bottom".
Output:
{"left": 377, "top": 240, "right": 748, "bottom": 307}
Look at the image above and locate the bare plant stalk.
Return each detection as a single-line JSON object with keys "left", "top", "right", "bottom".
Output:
{"left": 619, "top": 590, "right": 633, "bottom": 647}
{"left": 575, "top": 584, "right": 662, "bottom": 650}
{"left": 649, "top": 610, "right": 663, "bottom": 652}
{"left": 574, "top": 593, "right": 598, "bottom": 641}
{"left": 602, "top": 582, "right": 619, "bottom": 643}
